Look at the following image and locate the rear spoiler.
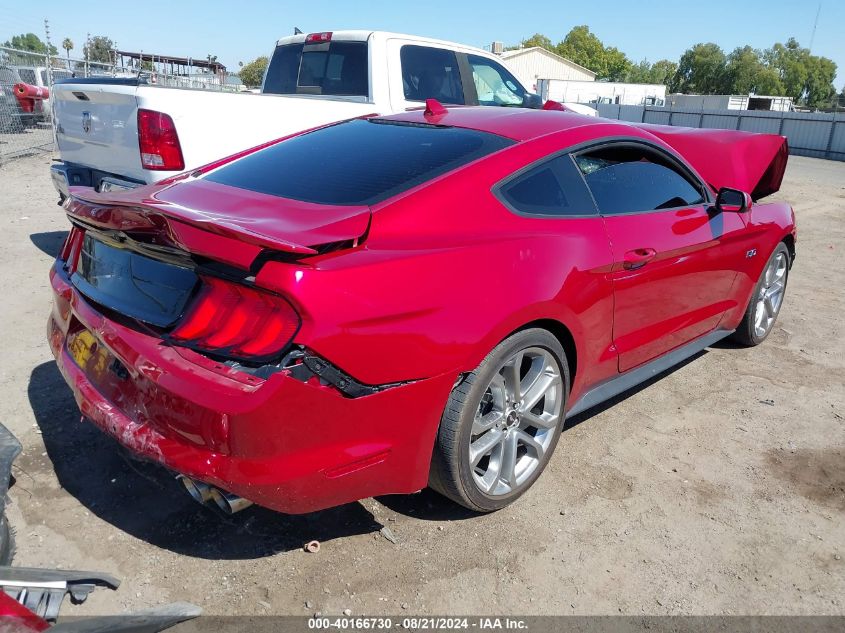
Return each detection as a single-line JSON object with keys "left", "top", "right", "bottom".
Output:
{"left": 635, "top": 124, "right": 788, "bottom": 200}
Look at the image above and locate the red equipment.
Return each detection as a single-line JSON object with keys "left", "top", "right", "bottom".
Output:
{"left": 12, "top": 83, "right": 49, "bottom": 113}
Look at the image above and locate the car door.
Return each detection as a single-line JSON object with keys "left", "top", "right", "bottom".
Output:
{"left": 574, "top": 141, "right": 748, "bottom": 373}
{"left": 495, "top": 152, "right": 619, "bottom": 392}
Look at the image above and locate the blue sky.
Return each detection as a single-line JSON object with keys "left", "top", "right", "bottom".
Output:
{"left": 1, "top": 0, "right": 842, "bottom": 86}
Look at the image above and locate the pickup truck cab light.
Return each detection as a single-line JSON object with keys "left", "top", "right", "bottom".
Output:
{"left": 305, "top": 32, "right": 332, "bottom": 43}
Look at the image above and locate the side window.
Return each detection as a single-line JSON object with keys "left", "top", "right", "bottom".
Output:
{"left": 575, "top": 145, "right": 705, "bottom": 215}
{"left": 466, "top": 54, "right": 525, "bottom": 106}
{"left": 498, "top": 155, "right": 597, "bottom": 217}
{"left": 400, "top": 45, "right": 464, "bottom": 104}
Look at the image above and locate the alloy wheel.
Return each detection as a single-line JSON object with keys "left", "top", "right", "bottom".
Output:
{"left": 754, "top": 251, "right": 787, "bottom": 338}
{"left": 468, "top": 347, "right": 563, "bottom": 496}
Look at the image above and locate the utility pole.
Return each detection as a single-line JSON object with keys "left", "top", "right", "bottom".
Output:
{"left": 809, "top": 2, "right": 821, "bottom": 52}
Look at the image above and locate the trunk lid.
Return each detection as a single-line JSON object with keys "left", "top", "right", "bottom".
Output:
{"left": 54, "top": 79, "right": 143, "bottom": 181}
{"left": 65, "top": 178, "right": 371, "bottom": 270}
{"left": 636, "top": 124, "right": 788, "bottom": 200}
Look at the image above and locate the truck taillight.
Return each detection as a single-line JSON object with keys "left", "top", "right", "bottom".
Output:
{"left": 305, "top": 32, "right": 332, "bottom": 43}
{"left": 170, "top": 277, "right": 300, "bottom": 362}
{"left": 138, "top": 109, "right": 185, "bottom": 171}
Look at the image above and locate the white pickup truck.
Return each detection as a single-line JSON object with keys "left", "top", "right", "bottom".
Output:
{"left": 51, "top": 30, "right": 580, "bottom": 199}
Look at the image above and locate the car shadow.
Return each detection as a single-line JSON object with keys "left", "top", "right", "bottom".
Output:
{"left": 27, "top": 361, "right": 383, "bottom": 560}
{"left": 30, "top": 231, "right": 68, "bottom": 258}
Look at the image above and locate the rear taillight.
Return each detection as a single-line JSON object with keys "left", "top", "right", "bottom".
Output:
{"left": 305, "top": 31, "right": 332, "bottom": 43}
{"left": 60, "top": 227, "right": 84, "bottom": 271}
{"left": 170, "top": 277, "right": 300, "bottom": 361}
{"left": 137, "top": 109, "right": 185, "bottom": 171}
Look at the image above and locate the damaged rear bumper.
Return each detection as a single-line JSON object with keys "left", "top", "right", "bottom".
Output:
{"left": 47, "top": 264, "right": 454, "bottom": 514}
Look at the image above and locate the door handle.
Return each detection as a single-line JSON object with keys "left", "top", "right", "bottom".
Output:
{"left": 623, "top": 248, "right": 657, "bottom": 270}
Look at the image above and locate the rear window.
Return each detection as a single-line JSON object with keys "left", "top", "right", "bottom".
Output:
{"left": 204, "top": 119, "right": 514, "bottom": 206}
{"left": 263, "top": 41, "right": 368, "bottom": 97}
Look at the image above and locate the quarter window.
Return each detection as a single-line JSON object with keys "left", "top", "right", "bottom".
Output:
{"left": 575, "top": 145, "right": 704, "bottom": 215}
{"left": 400, "top": 45, "right": 464, "bottom": 104}
{"left": 466, "top": 54, "right": 524, "bottom": 106}
{"left": 499, "top": 155, "right": 597, "bottom": 217}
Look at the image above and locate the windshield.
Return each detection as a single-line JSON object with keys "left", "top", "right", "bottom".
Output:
{"left": 204, "top": 119, "right": 514, "bottom": 206}
{"left": 263, "top": 41, "right": 368, "bottom": 97}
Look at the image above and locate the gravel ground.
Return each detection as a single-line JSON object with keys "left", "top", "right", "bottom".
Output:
{"left": 0, "top": 152, "right": 842, "bottom": 618}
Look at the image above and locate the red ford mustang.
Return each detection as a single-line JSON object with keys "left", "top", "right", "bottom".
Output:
{"left": 47, "top": 104, "right": 796, "bottom": 514}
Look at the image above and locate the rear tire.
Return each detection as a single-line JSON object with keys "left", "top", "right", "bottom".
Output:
{"left": 731, "top": 242, "right": 790, "bottom": 346}
{"left": 429, "top": 328, "right": 569, "bottom": 512}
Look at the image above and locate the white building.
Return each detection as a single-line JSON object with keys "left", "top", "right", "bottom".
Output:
{"left": 537, "top": 79, "right": 666, "bottom": 107}
{"left": 666, "top": 94, "right": 794, "bottom": 112}
{"left": 499, "top": 47, "right": 595, "bottom": 92}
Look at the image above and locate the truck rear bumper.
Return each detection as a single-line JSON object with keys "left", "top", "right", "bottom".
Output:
{"left": 50, "top": 163, "right": 143, "bottom": 201}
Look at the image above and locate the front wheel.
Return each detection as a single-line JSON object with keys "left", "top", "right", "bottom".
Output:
{"left": 429, "top": 329, "right": 569, "bottom": 512}
{"left": 732, "top": 242, "right": 790, "bottom": 346}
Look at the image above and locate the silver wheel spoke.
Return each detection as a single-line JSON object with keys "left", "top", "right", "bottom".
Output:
{"left": 516, "top": 429, "right": 544, "bottom": 457}
{"left": 522, "top": 372, "right": 559, "bottom": 410}
{"left": 470, "top": 429, "right": 504, "bottom": 467}
{"left": 503, "top": 353, "right": 523, "bottom": 401}
{"left": 500, "top": 432, "right": 518, "bottom": 487}
{"left": 473, "top": 410, "right": 503, "bottom": 434}
{"left": 521, "top": 410, "right": 556, "bottom": 429}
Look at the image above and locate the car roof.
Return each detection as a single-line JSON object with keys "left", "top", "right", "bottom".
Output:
{"left": 379, "top": 106, "right": 606, "bottom": 142}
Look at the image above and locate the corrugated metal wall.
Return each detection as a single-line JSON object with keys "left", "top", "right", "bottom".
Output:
{"left": 596, "top": 104, "right": 845, "bottom": 161}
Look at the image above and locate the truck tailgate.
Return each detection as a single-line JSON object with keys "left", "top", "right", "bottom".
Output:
{"left": 54, "top": 81, "right": 142, "bottom": 182}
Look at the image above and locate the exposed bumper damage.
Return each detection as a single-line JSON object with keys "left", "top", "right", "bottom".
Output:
{"left": 47, "top": 263, "right": 454, "bottom": 515}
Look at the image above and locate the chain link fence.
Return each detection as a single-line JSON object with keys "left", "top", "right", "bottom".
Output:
{"left": 0, "top": 47, "right": 55, "bottom": 164}
{"left": 1, "top": 45, "right": 243, "bottom": 166}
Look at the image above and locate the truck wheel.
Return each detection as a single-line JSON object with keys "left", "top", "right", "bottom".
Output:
{"left": 430, "top": 328, "right": 568, "bottom": 512}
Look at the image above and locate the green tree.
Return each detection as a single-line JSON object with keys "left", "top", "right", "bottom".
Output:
{"left": 61, "top": 37, "right": 73, "bottom": 66}
{"left": 3, "top": 32, "right": 58, "bottom": 55}
{"left": 723, "top": 46, "right": 785, "bottom": 95}
{"left": 626, "top": 59, "right": 678, "bottom": 85}
{"left": 84, "top": 36, "right": 115, "bottom": 64}
{"left": 674, "top": 43, "right": 727, "bottom": 93}
{"left": 765, "top": 38, "right": 837, "bottom": 108}
{"left": 239, "top": 56, "right": 268, "bottom": 87}
{"left": 508, "top": 33, "right": 554, "bottom": 52}
{"left": 556, "top": 25, "right": 631, "bottom": 81}
{"left": 649, "top": 59, "right": 679, "bottom": 86}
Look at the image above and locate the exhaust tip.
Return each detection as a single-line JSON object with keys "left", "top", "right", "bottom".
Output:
{"left": 177, "top": 475, "right": 214, "bottom": 505}
{"left": 210, "top": 489, "right": 253, "bottom": 514}
{"left": 178, "top": 475, "right": 253, "bottom": 514}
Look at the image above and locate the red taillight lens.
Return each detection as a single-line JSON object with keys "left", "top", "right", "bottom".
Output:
{"left": 137, "top": 109, "right": 185, "bottom": 171}
{"left": 60, "top": 227, "right": 85, "bottom": 271}
{"left": 170, "top": 277, "right": 300, "bottom": 361}
{"left": 305, "top": 31, "right": 332, "bottom": 43}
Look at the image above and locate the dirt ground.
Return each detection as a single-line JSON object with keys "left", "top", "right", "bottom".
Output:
{"left": 0, "top": 152, "right": 842, "bottom": 617}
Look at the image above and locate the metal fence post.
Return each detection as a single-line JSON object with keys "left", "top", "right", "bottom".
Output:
{"left": 825, "top": 111, "right": 837, "bottom": 161}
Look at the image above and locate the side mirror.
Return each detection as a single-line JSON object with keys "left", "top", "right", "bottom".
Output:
{"left": 524, "top": 93, "right": 542, "bottom": 109}
{"left": 715, "top": 187, "right": 752, "bottom": 213}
